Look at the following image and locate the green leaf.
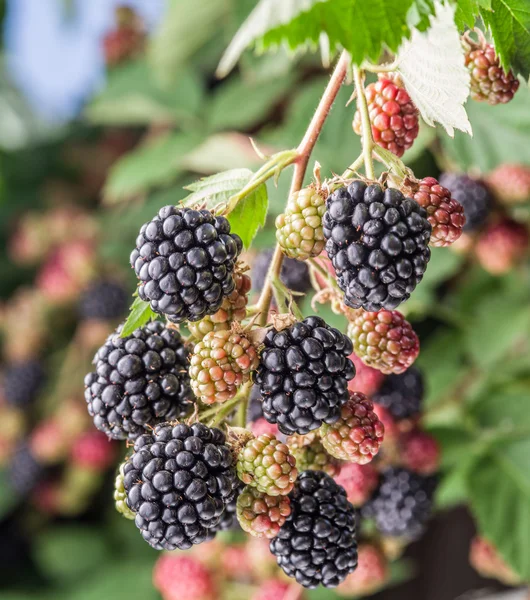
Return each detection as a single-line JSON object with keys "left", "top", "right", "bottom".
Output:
{"left": 480, "top": 0, "right": 530, "bottom": 79}
{"left": 227, "top": 182, "right": 268, "bottom": 248}
{"left": 34, "top": 526, "right": 110, "bottom": 583}
{"left": 182, "top": 134, "right": 263, "bottom": 174}
{"left": 120, "top": 297, "right": 158, "bottom": 338}
{"left": 104, "top": 132, "right": 201, "bottom": 204}
{"left": 441, "top": 83, "right": 530, "bottom": 171}
{"left": 150, "top": 0, "right": 230, "bottom": 86}
{"left": 218, "top": 0, "right": 437, "bottom": 76}
{"left": 454, "top": 0, "right": 491, "bottom": 30}
{"left": 469, "top": 443, "right": 530, "bottom": 579}
{"left": 183, "top": 169, "right": 255, "bottom": 209}
{"left": 469, "top": 381, "right": 530, "bottom": 430}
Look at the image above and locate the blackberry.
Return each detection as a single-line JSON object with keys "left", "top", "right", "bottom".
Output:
{"left": 123, "top": 422, "right": 238, "bottom": 550}
{"left": 84, "top": 321, "right": 192, "bottom": 441}
{"left": 247, "top": 385, "right": 264, "bottom": 423}
{"left": 372, "top": 367, "right": 424, "bottom": 421}
{"left": 254, "top": 316, "right": 355, "bottom": 435}
{"left": 4, "top": 360, "right": 45, "bottom": 409}
{"left": 79, "top": 279, "right": 129, "bottom": 321}
{"left": 475, "top": 219, "right": 529, "bottom": 275}
{"left": 323, "top": 182, "right": 431, "bottom": 311}
{"left": 210, "top": 482, "right": 243, "bottom": 532}
{"left": 270, "top": 471, "right": 358, "bottom": 588}
{"left": 8, "top": 445, "right": 44, "bottom": 496}
{"left": 130, "top": 207, "right": 242, "bottom": 324}
{"left": 487, "top": 163, "right": 530, "bottom": 205}
{"left": 439, "top": 173, "right": 492, "bottom": 232}
{"left": 362, "top": 467, "right": 436, "bottom": 539}
{"left": 252, "top": 250, "right": 311, "bottom": 294}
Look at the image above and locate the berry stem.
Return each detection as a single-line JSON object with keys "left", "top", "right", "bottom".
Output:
{"left": 342, "top": 153, "right": 364, "bottom": 178}
{"left": 353, "top": 66, "right": 376, "bottom": 180}
{"left": 362, "top": 59, "right": 399, "bottom": 73}
{"left": 256, "top": 50, "right": 351, "bottom": 325}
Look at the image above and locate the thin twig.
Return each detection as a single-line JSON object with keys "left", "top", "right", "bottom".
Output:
{"left": 353, "top": 66, "right": 375, "bottom": 180}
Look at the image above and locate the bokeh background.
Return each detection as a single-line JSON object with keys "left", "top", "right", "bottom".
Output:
{"left": 0, "top": 1, "right": 529, "bottom": 599}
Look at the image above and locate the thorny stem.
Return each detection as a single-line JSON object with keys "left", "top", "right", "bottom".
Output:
{"left": 256, "top": 50, "right": 351, "bottom": 325}
{"left": 353, "top": 66, "right": 376, "bottom": 180}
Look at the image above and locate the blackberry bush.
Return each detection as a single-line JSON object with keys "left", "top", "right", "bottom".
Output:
{"left": 84, "top": 321, "right": 192, "bottom": 440}
{"left": 323, "top": 181, "right": 431, "bottom": 311}
{"left": 254, "top": 316, "right": 355, "bottom": 435}
{"left": 130, "top": 207, "right": 242, "bottom": 323}
{"left": 270, "top": 471, "right": 358, "bottom": 588}
{"left": 122, "top": 422, "right": 238, "bottom": 550}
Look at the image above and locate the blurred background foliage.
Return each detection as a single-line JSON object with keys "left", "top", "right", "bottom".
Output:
{"left": 0, "top": 1, "right": 529, "bottom": 599}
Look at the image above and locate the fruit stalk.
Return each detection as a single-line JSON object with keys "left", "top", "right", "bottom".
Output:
{"left": 352, "top": 66, "right": 375, "bottom": 179}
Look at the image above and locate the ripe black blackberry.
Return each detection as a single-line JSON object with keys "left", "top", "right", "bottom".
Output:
{"left": 4, "top": 360, "right": 45, "bottom": 409}
{"left": 372, "top": 367, "right": 424, "bottom": 421}
{"left": 323, "top": 182, "right": 431, "bottom": 311}
{"left": 79, "top": 279, "right": 129, "bottom": 320}
{"left": 270, "top": 470, "right": 358, "bottom": 588}
{"left": 130, "top": 207, "right": 242, "bottom": 323}
{"left": 84, "top": 321, "right": 192, "bottom": 441}
{"left": 247, "top": 384, "right": 264, "bottom": 423}
{"left": 122, "top": 422, "right": 238, "bottom": 550}
{"left": 8, "top": 445, "right": 44, "bottom": 496}
{"left": 254, "top": 316, "right": 355, "bottom": 435}
{"left": 252, "top": 249, "right": 311, "bottom": 294}
{"left": 362, "top": 467, "right": 437, "bottom": 539}
{"left": 210, "top": 481, "right": 244, "bottom": 532}
{"left": 439, "top": 173, "right": 492, "bottom": 232}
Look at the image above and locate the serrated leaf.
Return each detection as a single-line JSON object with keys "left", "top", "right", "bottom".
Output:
{"left": 183, "top": 169, "right": 255, "bottom": 209}
{"left": 469, "top": 444, "right": 530, "bottom": 579}
{"left": 454, "top": 0, "right": 492, "bottom": 30}
{"left": 121, "top": 297, "right": 158, "bottom": 338}
{"left": 104, "top": 133, "right": 201, "bottom": 204}
{"left": 480, "top": 0, "right": 530, "bottom": 80}
{"left": 218, "top": 0, "right": 437, "bottom": 76}
{"left": 397, "top": 2, "right": 471, "bottom": 136}
{"left": 227, "top": 182, "right": 268, "bottom": 248}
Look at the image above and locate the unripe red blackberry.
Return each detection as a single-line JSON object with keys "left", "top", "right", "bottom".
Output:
{"left": 464, "top": 41, "right": 519, "bottom": 105}
{"left": 251, "top": 418, "right": 280, "bottom": 439}
{"left": 413, "top": 177, "right": 466, "bottom": 247}
{"left": 287, "top": 432, "right": 340, "bottom": 477}
{"left": 439, "top": 173, "right": 492, "bottom": 232}
{"left": 353, "top": 75, "right": 419, "bottom": 157}
{"left": 348, "top": 353, "right": 384, "bottom": 397}
{"left": 123, "top": 422, "right": 238, "bottom": 550}
{"left": 469, "top": 536, "right": 521, "bottom": 585}
{"left": 103, "top": 7, "right": 145, "bottom": 67}
{"left": 475, "top": 219, "right": 529, "bottom": 275}
{"left": 114, "top": 462, "right": 135, "bottom": 520}
{"left": 323, "top": 182, "right": 431, "bottom": 311}
{"left": 337, "top": 544, "right": 389, "bottom": 597}
{"left": 270, "top": 471, "right": 358, "bottom": 588}
{"left": 237, "top": 434, "right": 298, "bottom": 496}
{"left": 335, "top": 462, "right": 379, "bottom": 507}
{"left": 487, "top": 164, "right": 530, "bottom": 205}
{"left": 251, "top": 579, "right": 294, "bottom": 600}
{"left": 401, "top": 430, "right": 440, "bottom": 475}
{"left": 276, "top": 186, "right": 327, "bottom": 260}
{"left": 189, "top": 329, "right": 258, "bottom": 405}
{"left": 84, "top": 321, "right": 192, "bottom": 441}
{"left": 255, "top": 316, "right": 355, "bottom": 435}
{"left": 153, "top": 554, "right": 217, "bottom": 600}
{"left": 130, "top": 207, "right": 242, "bottom": 324}
{"left": 320, "top": 392, "right": 384, "bottom": 464}
{"left": 349, "top": 310, "right": 419, "bottom": 375}
{"left": 71, "top": 430, "right": 117, "bottom": 471}
{"left": 188, "top": 270, "right": 251, "bottom": 340}
{"left": 236, "top": 485, "right": 291, "bottom": 538}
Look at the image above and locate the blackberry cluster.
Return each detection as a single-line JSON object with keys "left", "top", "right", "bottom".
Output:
{"left": 363, "top": 467, "right": 436, "bottom": 539}
{"left": 323, "top": 182, "right": 431, "bottom": 311}
{"left": 130, "top": 207, "right": 242, "bottom": 324}
{"left": 247, "top": 385, "right": 264, "bottom": 423}
{"left": 79, "top": 279, "right": 129, "bottom": 320}
{"left": 254, "top": 316, "right": 355, "bottom": 435}
{"left": 4, "top": 360, "right": 45, "bottom": 409}
{"left": 372, "top": 367, "right": 424, "bottom": 420}
{"left": 439, "top": 173, "right": 492, "bottom": 232}
{"left": 84, "top": 321, "right": 192, "bottom": 441}
{"left": 252, "top": 250, "right": 311, "bottom": 294}
{"left": 8, "top": 445, "right": 44, "bottom": 496}
{"left": 122, "top": 422, "right": 238, "bottom": 550}
{"left": 270, "top": 471, "right": 358, "bottom": 588}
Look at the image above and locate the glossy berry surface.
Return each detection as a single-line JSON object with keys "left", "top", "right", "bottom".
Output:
{"left": 130, "top": 207, "right": 242, "bottom": 323}
{"left": 270, "top": 471, "right": 358, "bottom": 588}
{"left": 372, "top": 367, "right": 424, "bottom": 420}
{"left": 439, "top": 173, "right": 492, "bottom": 232}
{"left": 123, "top": 422, "right": 238, "bottom": 550}
{"left": 252, "top": 250, "right": 311, "bottom": 294}
{"left": 254, "top": 316, "right": 355, "bottom": 435}
{"left": 323, "top": 182, "right": 431, "bottom": 311}
{"left": 84, "top": 321, "right": 192, "bottom": 441}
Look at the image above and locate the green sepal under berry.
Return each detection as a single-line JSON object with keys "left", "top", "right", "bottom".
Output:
{"left": 114, "top": 461, "right": 135, "bottom": 520}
